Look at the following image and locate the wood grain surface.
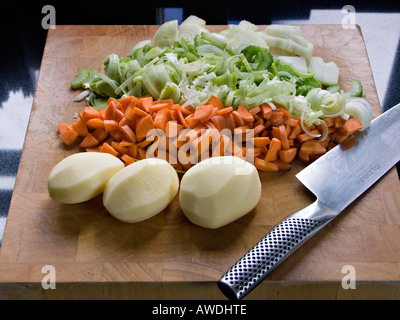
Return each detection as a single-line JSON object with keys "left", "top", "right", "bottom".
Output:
{"left": 0, "top": 25, "right": 400, "bottom": 300}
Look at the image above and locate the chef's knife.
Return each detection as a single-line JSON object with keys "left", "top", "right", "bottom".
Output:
{"left": 218, "top": 103, "right": 400, "bottom": 300}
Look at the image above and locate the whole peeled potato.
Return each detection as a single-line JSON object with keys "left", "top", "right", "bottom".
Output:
{"left": 179, "top": 156, "right": 261, "bottom": 229}
{"left": 103, "top": 158, "right": 179, "bottom": 223}
{"left": 48, "top": 152, "right": 124, "bottom": 204}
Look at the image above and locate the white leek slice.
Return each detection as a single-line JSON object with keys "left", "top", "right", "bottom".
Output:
{"left": 130, "top": 40, "right": 151, "bottom": 55}
{"left": 73, "top": 89, "right": 91, "bottom": 102}
{"left": 345, "top": 97, "right": 373, "bottom": 131}
{"left": 264, "top": 25, "right": 302, "bottom": 38}
{"left": 262, "top": 25, "right": 313, "bottom": 59}
{"left": 262, "top": 34, "right": 313, "bottom": 59}
{"left": 307, "top": 57, "right": 339, "bottom": 86}
{"left": 152, "top": 20, "right": 178, "bottom": 47}
{"left": 221, "top": 21, "right": 267, "bottom": 54}
{"left": 178, "top": 15, "right": 209, "bottom": 43}
{"left": 277, "top": 56, "right": 308, "bottom": 74}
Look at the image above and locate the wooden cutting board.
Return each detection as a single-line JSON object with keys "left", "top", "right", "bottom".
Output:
{"left": 1, "top": 25, "right": 400, "bottom": 300}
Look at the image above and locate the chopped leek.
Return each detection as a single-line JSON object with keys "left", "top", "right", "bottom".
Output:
{"left": 241, "top": 45, "right": 273, "bottom": 71}
{"left": 307, "top": 57, "right": 339, "bottom": 86}
{"left": 71, "top": 68, "right": 90, "bottom": 89}
{"left": 69, "top": 16, "right": 373, "bottom": 132}
{"left": 152, "top": 20, "right": 178, "bottom": 48}
{"left": 345, "top": 79, "right": 363, "bottom": 98}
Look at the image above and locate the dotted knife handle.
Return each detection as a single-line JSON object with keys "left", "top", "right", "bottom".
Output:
{"left": 217, "top": 217, "right": 324, "bottom": 300}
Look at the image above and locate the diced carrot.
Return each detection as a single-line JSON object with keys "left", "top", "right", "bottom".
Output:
{"left": 121, "top": 125, "right": 137, "bottom": 143}
{"left": 99, "top": 109, "right": 106, "bottom": 120}
{"left": 269, "top": 110, "right": 284, "bottom": 126}
{"left": 217, "top": 115, "right": 227, "bottom": 130}
{"left": 253, "top": 124, "right": 266, "bottom": 136}
{"left": 279, "top": 147, "right": 297, "bottom": 163}
{"left": 300, "top": 140, "right": 327, "bottom": 155}
{"left": 324, "top": 117, "right": 335, "bottom": 127}
{"left": 107, "top": 97, "right": 119, "bottom": 107}
{"left": 79, "top": 133, "right": 99, "bottom": 148}
{"left": 199, "top": 107, "right": 218, "bottom": 123}
{"left": 71, "top": 119, "right": 89, "bottom": 136}
{"left": 232, "top": 111, "right": 245, "bottom": 127}
{"left": 119, "top": 96, "right": 138, "bottom": 109}
{"left": 91, "top": 128, "right": 108, "bottom": 142}
{"left": 343, "top": 118, "right": 363, "bottom": 135}
{"left": 298, "top": 152, "right": 310, "bottom": 163}
{"left": 85, "top": 147, "right": 100, "bottom": 152}
{"left": 111, "top": 141, "right": 128, "bottom": 154}
{"left": 169, "top": 109, "right": 179, "bottom": 122}
{"left": 165, "top": 121, "right": 183, "bottom": 138}
{"left": 209, "top": 116, "right": 221, "bottom": 131}
{"left": 119, "top": 140, "right": 134, "bottom": 147}
{"left": 133, "top": 106, "right": 150, "bottom": 118}
{"left": 252, "top": 137, "right": 270, "bottom": 148}
{"left": 183, "top": 104, "right": 195, "bottom": 114}
{"left": 137, "top": 96, "right": 153, "bottom": 113}
{"left": 278, "top": 125, "right": 290, "bottom": 150}
{"left": 264, "top": 138, "right": 281, "bottom": 162}
{"left": 237, "top": 105, "right": 254, "bottom": 122}
{"left": 193, "top": 104, "right": 213, "bottom": 121}
{"left": 153, "top": 108, "right": 170, "bottom": 132}
{"left": 136, "top": 139, "right": 153, "bottom": 149}
{"left": 154, "top": 98, "right": 174, "bottom": 106}
{"left": 177, "top": 109, "right": 190, "bottom": 129}
{"left": 58, "top": 123, "right": 72, "bottom": 134}
{"left": 59, "top": 129, "right": 79, "bottom": 146}
{"left": 120, "top": 154, "right": 135, "bottom": 165}
{"left": 138, "top": 148, "right": 147, "bottom": 160}
{"left": 297, "top": 130, "right": 321, "bottom": 143}
{"left": 85, "top": 118, "right": 105, "bottom": 130}
{"left": 115, "top": 109, "right": 125, "bottom": 122}
{"left": 136, "top": 115, "right": 155, "bottom": 141}
{"left": 225, "top": 112, "right": 236, "bottom": 132}
{"left": 217, "top": 106, "right": 233, "bottom": 115}
{"left": 127, "top": 144, "right": 138, "bottom": 158}
{"left": 249, "top": 106, "right": 261, "bottom": 116}
{"left": 209, "top": 95, "right": 225, "bottom": 110}
{"left": 82, "top": 106, "right": 101, "bottom": 122}
{"left": 103, "top": 120, "right": 120, "bottom": 132}
{"left": 254, "top": 158, "right": 279, "bottom": 172}
{"left": 184, "top": 113, "right": 199, "bottom": 128}
{"left": 334, "top": 116, "right": 346, "bottom": 128}
{"left": 277, "top": 106, "right": 292, "bottom": 119}
{"left": 261, "top": 103, "right": 272, "bottom": 119}
{"left": 109, "top": 129, "right": 121, "bottom": 141}
{"left": 103, "top": 101, "right": 117, "bottom": 121}
{"left": 99, "top": 142, "right": 119, "bottom": 157}
{"left": 283, "top": 117, "right": 299, "bottom": 127}
{"left": 288, "top": 124, "right": 301, "bottom": 140}
{"left": 333, "top": 129, "right": 349, "bottom": 143}
{"left": 124, "top": 107, "right": 136, "bottom": 121}
{"left": 271, "top": 126, "right": 281, "bottom": 140}
{"left": 148, "top": 103, "right": 171, "bottom": 113}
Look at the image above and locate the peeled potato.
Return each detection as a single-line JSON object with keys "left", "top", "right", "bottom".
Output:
{"left": 103, "top": 158, "right": 179, "bottom": 223}
{"left": 179, "top": 156, "right": 261, "bottom": 229}
{"left": 48, "top": 152, "right": 124, "bottom": 204}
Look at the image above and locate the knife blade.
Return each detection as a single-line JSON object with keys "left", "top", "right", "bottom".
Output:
{"left": 218, "top": 103, "right": 400, "bottom": 300}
